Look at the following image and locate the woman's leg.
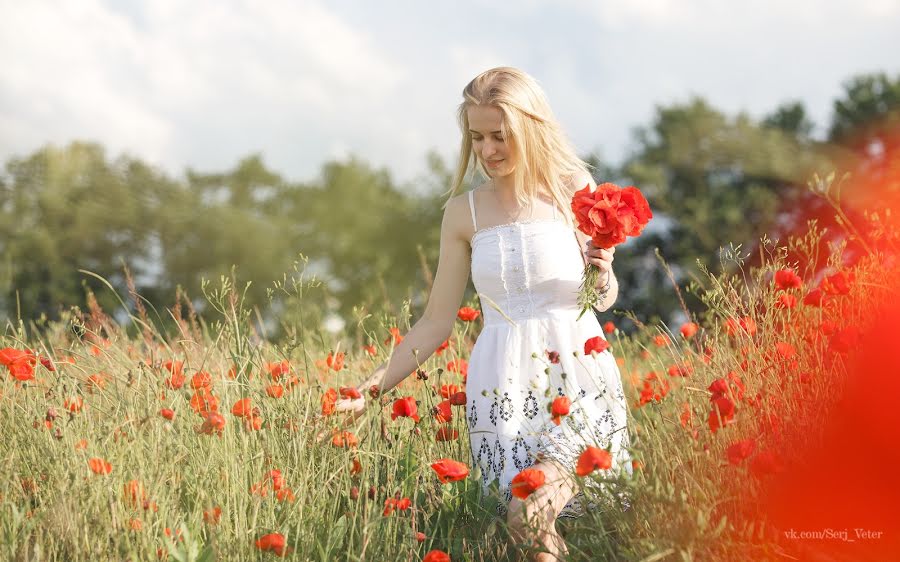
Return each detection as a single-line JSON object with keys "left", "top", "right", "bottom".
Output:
{"left": 505, "top": 459, "right": 579, "bottom": 561}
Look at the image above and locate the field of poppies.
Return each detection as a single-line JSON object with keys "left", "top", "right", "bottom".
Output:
{"left": 2, "top": 175, "right": 899, "bottom": 561}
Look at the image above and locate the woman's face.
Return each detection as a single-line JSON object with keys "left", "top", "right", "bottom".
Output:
{"left": 467, "top": 104, "right": 516, "bottom": 177}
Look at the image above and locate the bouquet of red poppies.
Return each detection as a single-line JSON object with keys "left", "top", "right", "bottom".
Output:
{"left": 571, "top": 182, "right": 652, "bottom": 319}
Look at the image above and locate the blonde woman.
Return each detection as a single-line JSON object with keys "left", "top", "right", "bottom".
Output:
{"left": 333, "top": 67, "right": 633, "bottom": 560}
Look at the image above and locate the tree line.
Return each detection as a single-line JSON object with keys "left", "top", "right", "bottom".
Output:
{"left": 1, "top": 72, "right": 897, "bottom": 340}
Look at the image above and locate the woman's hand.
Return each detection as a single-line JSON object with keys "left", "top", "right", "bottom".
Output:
{"left": 584, "top": 240, "right": 615, "bottom": 281}
{"left": 314, "top": 392, "right": 367, "bottom": 443}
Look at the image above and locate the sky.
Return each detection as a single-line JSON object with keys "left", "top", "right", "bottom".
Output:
{"left": 1, "top": 0, "right": 898, "bottom": 191}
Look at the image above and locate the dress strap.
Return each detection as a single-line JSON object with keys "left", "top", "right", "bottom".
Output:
{"left": 467, "top": 190, "right": 477, "bottom": 231}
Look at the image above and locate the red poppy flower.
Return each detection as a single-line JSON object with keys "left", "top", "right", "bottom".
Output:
{"left": 255, "top": 533, "right": 289, "bottom": 556}
{"left": 433, "top": 400, "right": 453, "bottom": 424}
{"left": 1, "top": 348, "right": 36, "bottom": 381}
{"left": 446, "top": 359, "right": 468, "bottom": 376}
{"left": 439, "top": 384, "right": 460, "bottom": 399}
{"left": 123, "top": 479, "right": 147, "bottom": 508}
{"left": 545, "top": 349, "right": 560, "bottom": 364}
{"left": 726, "top": 439, "right": 756, "bottom": 465}
{"left": 774, "top": 293, "right": 797, "bottom": 309}
{"left": 64, "top": 396, "right": 84, "bottom": 413}
{"left": 774, "top": 269, "right": 802, "bottom": 290}
{"left": 571, "top": 183, "right": 652, "bottom": 248}
{"left": 190, "top": 389, "right": 219, "bottom": 416}
{"left": 199, "top": 412, "right": 226, "bottom": 435}
{"left": 707, "top": 378, "right": 728, "bottom": 401}
{"left": 88, "top": 457, "right": 112, "bottom": 475}
{"left": 160, "top": 408, "right": 175, "bottom": 421}
{"left": 362, "top": 344, "right": 377, "bottom": 357}
{"left": 576, "top": 446, "right": 612, "bottom": 476}
{"left": 331, "top": 430, "right": 359, "bottom": 448}
{"left": 436, "top": 427, "right": 459, "bottom": 441}
{"left": 803, "top": 287, "right": 823, "bottom": 307}
{"left": 266, "top": 384, "right": 284, "bottom": 398}
{"left": 457, "top": 306, "right": 481, "bottom": 322}
{"left": 423, "top": 550, "right": 451, "bottom": 562}
{"left": 653, "top": 334, "right": 671, "bottom": 347}
{"left": 326, "top": 351, "right": 345, "bottom": 372}
{"left": 435, "top": 339, "right": 450, "bottom": 356}
{"left": 511, "top": 467, "right": 546, "bottom": 499}
{"left": 821, "top": 270, "right": 851, "bottom": 295}
{"left": 267, "top": 360, "right": 291, "bottom": 380}
{"left": 231, "top": 398, "right": 254, "bottom": 418}
{"left": 679, "top": 322, "right": 698, "bottom": 338}
{"left": 550, "top": 396, "right": 571, "bottom": 426}
{"left": 584, "top": 336, "right": 610, "bottom": 356}
{"left": 391, "top": 397, "right": 420, "bottom": 423}
{"left": 203, "top": 506, "right": 222, "bottom": 525}
{"left": 384, "top": 327, "right": 403, "bottom": 346}
{"left": 708, "top": 396, "right": 735, "bottom": 433}
{"left": 190, "top": 371, "right": 212, "bottom": 389}
{"left": 603, "top": 321, "right": 616, "bottom": 334}
{"left": 774, "top": 342, "right": 796, "bottom": 360}
{"left": 431, "top": 458, "right": 470, "bottom": 483}
{"left": 449, "top": 391, "right": 467, "bottom": 406}
{"left": 340, "top": 386, "right": 362, "bottom": 400}
{"left": 321, "top": 388, "right": 338, "bottom": 416}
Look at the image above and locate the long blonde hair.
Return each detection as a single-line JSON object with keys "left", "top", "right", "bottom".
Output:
{"left": 442, "top": 67, "right": 595, "bottom": 227}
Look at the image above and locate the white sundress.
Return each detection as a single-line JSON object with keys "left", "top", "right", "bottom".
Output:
{"left": 464, "top": 188, "right": 633, "bottom": 519}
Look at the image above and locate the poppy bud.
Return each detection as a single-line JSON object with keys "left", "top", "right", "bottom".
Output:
{"left": 350, "top": 486, "right": 359, "bottom": 500}
{"left": 368, "top": 486, "right": 377, "bottom": 500}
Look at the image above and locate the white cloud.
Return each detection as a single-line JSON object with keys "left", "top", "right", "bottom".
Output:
{"left": 1, "top": 0, "right": 898, "bottom": 187}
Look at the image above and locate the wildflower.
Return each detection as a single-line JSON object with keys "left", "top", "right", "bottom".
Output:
{"left": 267, "top": 360, "right": 291, "bottom": 380}
{"left": 339, "top": 386, "right": 362, "bottom": 400}
{"left": 391, "top": 397, "right": 420, "bottom": 423}
{"left": 203, "top": 506, "right": 222, "bottom": 525}
{"left": 446, "top": 359, "right": 468, "bottom": 376}
{"left": 603, "top": 321, "right": 616, "bottom": 334}
{"left": 88, "top": 457, "right": 112, "bottom": 475}
{"left": 198, "top": 412, "right": 226, "bottom": 436}
{"left": 774, "top": 269, "right": 802, "bottom": 290}
{"left": 510, "top": 468, "right": 545, "bottom": 499}
{"left": 331, "top": 431, "right": 359, "bottom": 449}
{"left": 255, "top": 533, "right": 289, "bottom": 556}
{"left": 576, "top": 446, "right": 612, "bottom": 476}
{"left": 231, "top": 398, "right": 254, "bottom": 418}
{"left": 321, "top": 388, "right": 338, "bottom": 416}
{"left": 326, "top": 351, "right": 345, "bottom": 372}
{"left": 266, "top": 384, "right": 284, "bottom": 398}
{"left": 435, "top": 427, "right": 459, "bottom": 441}
{"left": 423, "top": 550, "right": 451, "bottom": 562}
{"left": 189, "top": 388, "right": 219, "bottom": 416}
{"left": 774, "top": 293, "right": 797, "bottom": 309}
{"left": 679, "top": 322, "right": 699, "bottom": 338}
{"left": 584, "top": 336, "right": 610, "bottom": 356}
{"left": 190, "top": 371, "right": 212, "bottom": 389}
{"left": 430, "top": 459, "right": 470, "bottom": 483}
{"left": 457, "top": 306, "right": 480, "bottom": 321}
{"left": 439, "top": 384, "right": 460, "bottom": 399}
{"left": 433, "top": 400, "right": 452, "bottom": 424}
{"left": 550, "top": 396, "right": 570, "bottom": 426}
{"left": 545, "top": 349, "right": 560, "bottom": 364}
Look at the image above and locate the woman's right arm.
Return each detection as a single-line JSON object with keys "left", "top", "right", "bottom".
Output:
{"left": 358, "top": 194, "right": 473, "bottom": 396}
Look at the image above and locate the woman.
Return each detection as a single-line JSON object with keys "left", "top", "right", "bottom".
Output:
{"left": 330, "top": 67, "right": 633, "bottom": 560}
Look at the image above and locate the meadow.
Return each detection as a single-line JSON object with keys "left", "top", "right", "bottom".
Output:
{"left": 2, "top": 173, "right": 898, "bottom": 561}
